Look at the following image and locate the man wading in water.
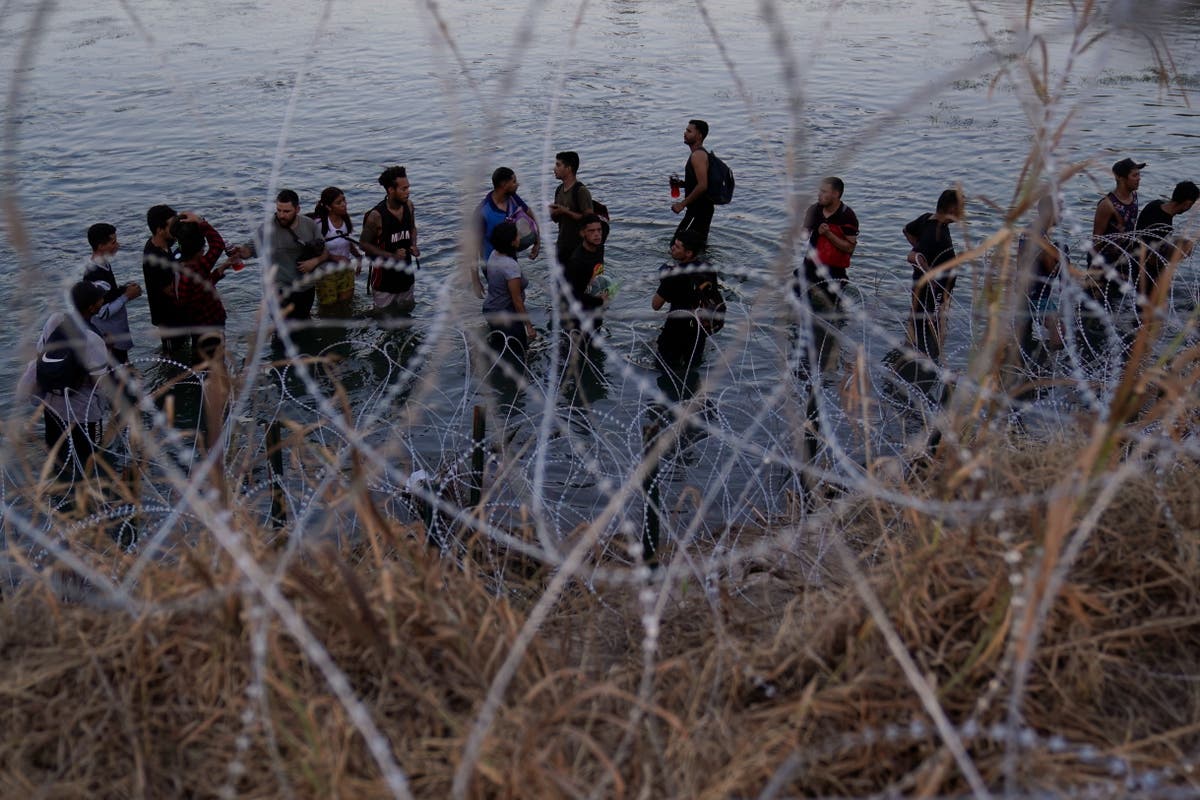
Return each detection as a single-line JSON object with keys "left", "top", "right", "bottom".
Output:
{"left": 670, "top": 120, "right": 715, "bottom": 250}
{"left": 360, "top": 166, "right": 421, "bottom": 316}
{"left": 548, "top": 150, "right": 594, "bottom": 268}
{"left": 1090, "top": 158, "right": 1144, "bottom": 311}
{"left": 84, "top": 222, "right": 142, "bottom": 365}
{"left": 904, "top": 187, "right": 963, "bottom": 366}
{"left": 797, "top": 177, "right": 859, "bottom": 373}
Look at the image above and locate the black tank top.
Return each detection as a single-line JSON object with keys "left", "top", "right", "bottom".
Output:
{"left": 372, "top": 199, "right": 415, "bottom": 293}
{"left": 684, "top": 153, "right": 714, "bottom": 211}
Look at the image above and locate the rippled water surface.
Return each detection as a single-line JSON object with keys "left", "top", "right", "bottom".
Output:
{"left": 2, "top": 0, "right": 1198, "bottom": 526}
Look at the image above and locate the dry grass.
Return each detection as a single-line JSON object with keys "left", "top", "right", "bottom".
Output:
{"left": 2, "top": 430, "right": 1199, "bottom": 799}
{"left": 3, "top": 1, "right": 1199, "bottom": 797}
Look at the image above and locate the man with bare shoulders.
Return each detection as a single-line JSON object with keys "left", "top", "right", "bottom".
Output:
{"left": 1091, "top": 157, "right": 1144, "bottom": 309}
{"left": 670, "top": 119, "right": 715, "bottom": 250}
{"left": 360, "top": 165, "right": 420, "bottom": 315}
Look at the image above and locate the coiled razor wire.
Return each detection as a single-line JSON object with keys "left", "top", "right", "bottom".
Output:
{"left": 2, "top": 1, "right": 1199, "bottom": 798}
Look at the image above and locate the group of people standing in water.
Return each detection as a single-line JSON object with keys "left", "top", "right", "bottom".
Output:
{"left": 802, "top": 157, "right": 1196, "bottom": 386}
{"left": 15, "top": 118, "right": 732, "bottom": 483}
{"left": 14, "top": 108, "right": 1199, "bottom": 487}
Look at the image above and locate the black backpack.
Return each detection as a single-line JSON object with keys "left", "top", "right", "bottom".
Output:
{"left": 695, "top": 275, "right": 727, "bottom": 335}
{"left": 573, "top": 183, "right": 611, "bottom": 243}
{"left": 36, "top": 323, "right": 89, "bottom": 393}
{"left": 706, "top": 150, "right": 735, "bottom": 205}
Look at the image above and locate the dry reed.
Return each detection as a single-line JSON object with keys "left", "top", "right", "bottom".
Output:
{"left": 2, "top": 428, "right": 1198, "bottom": 799}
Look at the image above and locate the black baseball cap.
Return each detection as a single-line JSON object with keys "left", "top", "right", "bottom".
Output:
{"left": 1112, "top": 157, "right": 1147, "bottom": 177}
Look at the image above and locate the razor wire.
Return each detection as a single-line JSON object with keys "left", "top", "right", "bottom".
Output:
{"left": 2, "top": 0, "right": 1200, "bottom": 798}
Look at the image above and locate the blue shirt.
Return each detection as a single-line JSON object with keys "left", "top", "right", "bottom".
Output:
{"left": 479, "top": 192, "right": 535, "bottom": 260}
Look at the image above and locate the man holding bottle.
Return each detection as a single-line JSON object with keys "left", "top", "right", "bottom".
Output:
{"left": 670, "top": 119, "right": 715, "bottom": 250}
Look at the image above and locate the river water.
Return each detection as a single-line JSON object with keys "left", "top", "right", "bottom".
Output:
{"left": 1, "top": 0, "right": 1198, "bottom": 537}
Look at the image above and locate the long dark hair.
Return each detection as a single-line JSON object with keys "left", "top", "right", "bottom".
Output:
{"left": 489, "top": 221, "right": 519, "bottom": 259}
{"left": 311, "top": 186, "right": 353, "bottom": 237}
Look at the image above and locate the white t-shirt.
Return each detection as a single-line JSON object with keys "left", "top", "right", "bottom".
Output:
{"left": 322, "top": 218, "right": 354, "bottom": 261}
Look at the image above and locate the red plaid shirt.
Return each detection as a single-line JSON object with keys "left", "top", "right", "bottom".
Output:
{"left": 176, "top": 221, "right": 228, "bottom": 329}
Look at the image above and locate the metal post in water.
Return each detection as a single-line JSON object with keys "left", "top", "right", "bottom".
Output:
{"left": 642, "top": 423, "right": 662, "bottom": 565}
{"left": 470, "top": 405, "right": 486, "bottom": 508}
{"left": 800, "top": 386, "right": 820, "bottom": 512}
{"left": 121, "top": 423, "right": 142, "bottom": 549}
{"left": 266, "top": 420, "right": 286, "bottom": 528}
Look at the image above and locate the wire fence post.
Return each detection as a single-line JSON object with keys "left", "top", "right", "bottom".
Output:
{"left": 641, "top": 422, "right": 662, "bottom": 565}
{"left": 266, "top": 420, "right": 286, "bottom": 528}
{"left": 470, "top": 405, "right": 486, "bottom": 508}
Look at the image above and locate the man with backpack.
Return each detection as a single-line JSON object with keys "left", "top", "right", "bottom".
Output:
{"left": 669, "top": 119, "right": 734, "bottom": 251}
{"left": 83, "top": 222, "right": 142, "bottom": 364}
{"left": 360, "top": 166, "right": 420, "bottom": 316}
{"left": 473, "top": 167, "right": 540, "bottom": 298}
{"left": 230, "top": 190, "right": 328, "bottom": 321}
{"left": 548, "top": 150, "right": 594, "bottom": 266}
{"left": 17, "top": 281, "right": 111, "bottom": 482}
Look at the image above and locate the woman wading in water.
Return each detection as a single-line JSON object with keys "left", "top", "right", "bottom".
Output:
{"left": 310, "top": 186, "right": 362, "bottom": 317}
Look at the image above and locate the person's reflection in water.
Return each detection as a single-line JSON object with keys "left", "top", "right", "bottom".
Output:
{"left": 481, "top": 325, "right": 530, "bottom": 419}
{"left": 560, "top": 329, "right": 609, "bottom": 411}
{"left": 380, "top": 325, "right": 425, "bottom": 402}
{"left": 646, "top": 366, "right": 706, "bottom": 474}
